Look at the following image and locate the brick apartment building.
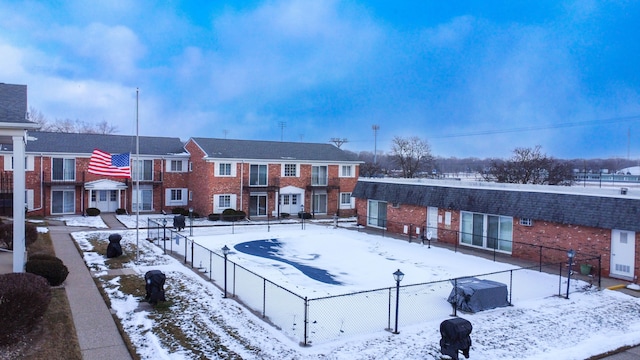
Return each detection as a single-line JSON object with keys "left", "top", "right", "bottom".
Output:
{"left": 352, "top": 178, "right": 640, "bottom": 281}
{"left": 0, "top": 131, "right": 360, "bottom": 219}
{"left": 185, "top": 137, "right": 360, "bottom": 218}
{"left": 0, "top": 131, "right": 189, "bottom": 216}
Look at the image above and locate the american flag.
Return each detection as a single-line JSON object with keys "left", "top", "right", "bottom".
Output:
{"left": 88, "top": 149, "right": 131, "bottom": 178}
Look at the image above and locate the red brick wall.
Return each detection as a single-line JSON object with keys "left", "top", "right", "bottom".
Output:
{"left": 355, "top": 198, "right": 634, "bottom": 279}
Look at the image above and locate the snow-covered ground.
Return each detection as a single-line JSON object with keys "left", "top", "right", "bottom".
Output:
{"left": 56, "top": 214, "right": 640, "bottom": 359}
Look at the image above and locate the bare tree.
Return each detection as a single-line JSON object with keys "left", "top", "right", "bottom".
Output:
{"left": 26, "top": 108, "right": 118, "bottom": 134}
{"left": 482, "top": 145, "right": 573, "bottom": 185}
{"left": 389, "top": 136, "right": 434, "bottom": 178}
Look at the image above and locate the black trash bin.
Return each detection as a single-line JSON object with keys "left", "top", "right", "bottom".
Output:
{"left": 106, "top": 233, "right": 123, "bottom": 258}
{"left": 145, "top": 270, "right": 166, "bottom": 305}
{"left": 440, "top": 317, "right": 472, "bottom": 360}
{"left": 173, "top": 215, "right": 186, "bottom": 231}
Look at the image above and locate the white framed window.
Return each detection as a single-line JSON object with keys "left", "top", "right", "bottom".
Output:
{"left": 26, "top": 189, "right": 34, "bottom": 210}
{"left": 213, "top": 194, "right": 237, "bottom": 213}
{"left": 339, "top": 192, "right": 354, "bottom": 209}
{"left": 51, "top": 186, "right": 75, "bottom": 214}
{"left": 188, "top": 190, "right": 193, "bottom": 201}
{"left": 132, "top": 159, "right": 153, "bottom": 181}
{"left": 219, "top": 195, "right": 231, "bottom": 208}
{"left": 4, "top": 155, "right": 35, "bottom": 171}
{"left": 250, "top": 164, "right": 268, "bottom": 186}
{"left": 165, "top": 188, "right": 187, "bottom": 206}
{"left": 367, "top": 200, "right": 387, "bottom": 228}
{"left": 167, "top": 159, "right": 186, "bottom": 172}
{"left": 311, "top": 165, "right": 328, "bottom": 186}
{"left": 283, "top": 163, "right": 298, "bottom": 177}
{"left": 52, "top": 158, "right": 75, "bottom": 181}
{"left": 519, "top": 218, "right": 533, "bottom": 226}
{"left": 132, "top": 186, "right": 153, "bottom": 211}
{"left": 340, "top": 165, "right": 354, "bottom": 177}
{"left": 215, "top": 162, "right": 236, "bottom": 177}
{"left": 460, "top": 211, "right": 513, "bottom": 253}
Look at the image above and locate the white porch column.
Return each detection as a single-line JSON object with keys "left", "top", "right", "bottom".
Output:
{"left": 12, "top": 134, "right": 26, "bottom": 272}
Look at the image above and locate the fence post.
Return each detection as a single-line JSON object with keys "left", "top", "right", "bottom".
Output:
{"left": 190, "top": 240, "right": 194, "bottom": 268}
{"left": 509, "top": 270, "right": 513, "bottom": 305}
{"left": 387, "top": 287, "right": 392, "bottom": 330}
{"left": 262, "top": 278, "right": 267, "bottom": 318}
{"left": 209, "top": 251, "right": 212, "bottom": 281}
{"left": 303, "top": 297, "right": 309, "bottom": 346}
{"left": 598, "top": 255, "right": 602, "bottom": 289}
{"left": 184, "top": 238, "right": 188, "bottom": 264}
{"left": 452, "top": 278, "right": 458, "bottom": 317}
{"left": 558, "top": 262, "right": 562, "bottom": 297}
{"left": 539, "top": 246, "right": 543, "bottom": 272}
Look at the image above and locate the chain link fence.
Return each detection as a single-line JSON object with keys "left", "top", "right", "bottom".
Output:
{"left": 145, "top": 218, "right": 599, "bottom": 346}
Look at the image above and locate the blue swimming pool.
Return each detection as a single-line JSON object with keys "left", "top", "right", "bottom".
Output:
{"left": 234, "top": 239, "right": 342, "bottom": 285}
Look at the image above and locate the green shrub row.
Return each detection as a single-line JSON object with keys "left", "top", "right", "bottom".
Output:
{"left": 0, "top": 272, "right": 52, "bottom": 345}
{"left": 26, "top": 255, "right": 69, "bottom": 286}
{"left": 171, "top": 207, "right": 200, "bottom": 218}
{"left": 220, "top": 208, "right": 246, "bottom": 222}
{"left": 85, "top": 207, "right": 101, "bottom": 216}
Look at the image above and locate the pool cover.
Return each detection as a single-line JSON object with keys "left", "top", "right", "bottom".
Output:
{"left": 447, "top": 277, "right": 509, "bottom": 313}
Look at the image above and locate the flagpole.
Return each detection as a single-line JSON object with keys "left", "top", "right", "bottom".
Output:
{"left": 135, "top": 88, "right": 140, "bottom": 262}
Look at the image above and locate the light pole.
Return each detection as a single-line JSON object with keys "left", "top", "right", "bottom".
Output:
{"left": 300, "top": 204, "right": 305, "bottom": 230}
{"left": 566, "top": 249, "right": 575, "bottom": 299}
{"left": 189, "top": 207, "right": 194, "bottom": 236}
{"left": 222, "top": 245, "right": 230, "bottom": 298}
{"left": 162, "top": 218, "right": 167, "bottom": 254}
{"left": 392, "top": 269, "right": 404, "bottom": 334}
{"left": 372, "top": 124, "right": 379, "bottom": 164}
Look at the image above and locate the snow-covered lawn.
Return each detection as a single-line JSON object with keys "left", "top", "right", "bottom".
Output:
{"left": 58, "top": 214, "right": 640, "bottom": 359}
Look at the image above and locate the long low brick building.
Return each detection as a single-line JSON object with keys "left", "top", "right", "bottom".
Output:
{"left": 352, "top": 178, "right": 640, "bottom": 281}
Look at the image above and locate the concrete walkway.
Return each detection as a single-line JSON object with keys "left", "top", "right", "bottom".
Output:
{"left": 49, "top": 215, "right": 133, "bottom": 360}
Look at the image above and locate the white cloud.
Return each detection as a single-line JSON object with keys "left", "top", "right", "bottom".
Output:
{"left": 53, "top": 22, "right": 145, "bottom": 78}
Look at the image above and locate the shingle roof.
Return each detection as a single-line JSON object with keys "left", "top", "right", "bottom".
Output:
{"left": 191, "top": 137, "right": 360, "bottom": 162}
{"left": 0, "top": 83, "right": 37, "bottom": 125}
{"left": 16, "top": 131, "right": 186, "bottom": 156}
{"left": 353, "top": 179, "right": 640, "bottom": 232}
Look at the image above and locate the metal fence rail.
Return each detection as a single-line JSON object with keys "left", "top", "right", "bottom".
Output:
{"left": 144, "top": 218, "right": 596, "bottom": 346}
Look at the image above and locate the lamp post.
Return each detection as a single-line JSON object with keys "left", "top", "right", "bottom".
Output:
{"left": 566, "top": 249, "right": 575, "bottom": 299}
{"left": 162, "top": 218, "right": 167, "bottom": 254}
{"left": 222, "top": 245, "right": 230, "bottom": 298}
{"left": 392, "top": 269, "right": 404, "bottom": 334}
{"left": 189, "top": 207, "right": 194, "bottom": 236}
{"left": 300, "top": 204, "right": 305, "bottom": 230}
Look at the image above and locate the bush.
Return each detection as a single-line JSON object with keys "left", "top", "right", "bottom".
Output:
{"left": 208, "top": 214, "right": 220, "bottom": 221}
{"left": 221, "top": 208, "right": 245, "bottom": 222}
{"left": 0, "top": 272, "right": 52, "bottom": 345}
{"left": 26, "top": 257, "right": 69, "bottom": 286}
{"left": 28, "top": 253, "right": 63, "bottom": 263}
{"left": 171, "top": 207, "right": 185, "bottom": 215}
{"left": 280, "top": 212, "right": 290, "bottom": 219}
{"left": 0, "top": 222, "right": 39, "bottom": 250}
{"left": 298, "top": 212, "right": 312, "bottom": 219}
{"left": 115, "top": 208, "right": 127, "bottom": 215}
{"left": 86, "top": 207, "right": 101, "bottom": 216}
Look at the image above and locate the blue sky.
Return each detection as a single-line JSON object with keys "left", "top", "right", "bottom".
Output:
{"left": 1, "top": 0, "right": 639, "bottom": 159}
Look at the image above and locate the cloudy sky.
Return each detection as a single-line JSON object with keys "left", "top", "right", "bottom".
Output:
{"left": 1, "top": 0, "right": 639, "bottom": 159}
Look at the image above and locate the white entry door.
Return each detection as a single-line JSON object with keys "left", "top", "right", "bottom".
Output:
{"left": 426, "top": 207, "right": 438, "bottom": 240}
{"left": 610, "top": 229, "right": 635, "bottom": 278}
